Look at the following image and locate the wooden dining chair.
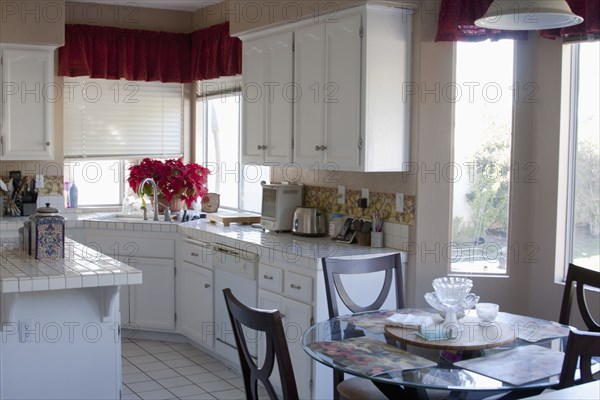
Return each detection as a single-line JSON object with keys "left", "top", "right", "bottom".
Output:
{"left": 558, "top": 329, "right": 600, "bottom": 389}
{"left": 322, "top": 254, "right": 405, "bottom": 400}
{"left": 559, "top": 263, "right": 600, "bottom": 332}
{"left": 223, "top": 288, "right": 299, "bottom": 400}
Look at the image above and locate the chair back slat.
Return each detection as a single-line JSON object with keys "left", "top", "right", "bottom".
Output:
{"left": 223, "top": 289, "right": 299, "bottom": 400}
{"left": 322, "top": 253, "right": 405, "bottom": 319}
{"left": 559, "top": 263, "right": 600, "bottom": 332}
{"left": 558, "top": 329, "right": 600, "bottom": 388}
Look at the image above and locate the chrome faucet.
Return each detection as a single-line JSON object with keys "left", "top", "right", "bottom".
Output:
{"left": 138, "top": 177, "right": 160, "bottom": 221}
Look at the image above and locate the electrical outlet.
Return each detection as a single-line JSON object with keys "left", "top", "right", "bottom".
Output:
{"left": 362, "top": 188, "right": 369, "bottom": 206}
{"left": 337, "top": 185, "right": 346, "bottom": 204}
{"left": 19, "top": 319, "right": 35, "bottom": 343}
{"left": 396, "top": 193, "right": 404, "bottom": 213}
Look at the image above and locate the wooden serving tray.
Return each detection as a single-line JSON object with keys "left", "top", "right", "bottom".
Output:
{"left": 207, "top": 213, "right": 261, "bottom": 226}
{"left": 384, "top": 321, "right": 516, "bottom": 351}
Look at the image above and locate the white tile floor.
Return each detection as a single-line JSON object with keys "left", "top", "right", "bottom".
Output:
{"left": 121, "top": 339, "right": 248, "bottom": 400}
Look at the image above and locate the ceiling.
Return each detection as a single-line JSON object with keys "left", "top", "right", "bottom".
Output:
{"left": 71, "top": 0, "right": 220, "bottom": 12}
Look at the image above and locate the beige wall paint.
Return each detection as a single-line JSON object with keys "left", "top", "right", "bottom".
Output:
{"left": 224, "top": 0, "right": 366, "bottom": 36}
{"left": 64, "top": 1, "right": 193, "bottom": 32}
{"left": 192, "top": 2, "right": 228, "bottom": 30}
{"left": 0, "top": 0, "right": 65, "bottom": 45}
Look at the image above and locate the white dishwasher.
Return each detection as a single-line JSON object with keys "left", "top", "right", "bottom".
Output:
{"left": 213, "top": 243, "right": 259, "bottom": 369}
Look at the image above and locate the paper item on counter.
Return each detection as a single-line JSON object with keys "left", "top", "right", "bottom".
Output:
{"left": 386, "top": 313, "right": 434, "bottom": 329}
{"left": 455, "top": 345, "right": 564, "bottom": 386}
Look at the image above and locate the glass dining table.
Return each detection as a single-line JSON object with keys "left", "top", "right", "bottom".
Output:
{"left": 302, "top": 309, "right": 578, "bottom": 400}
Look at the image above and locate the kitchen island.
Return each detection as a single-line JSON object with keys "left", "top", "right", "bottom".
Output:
{"left": 0, "top": 237, "right": 142, "bottom": 400}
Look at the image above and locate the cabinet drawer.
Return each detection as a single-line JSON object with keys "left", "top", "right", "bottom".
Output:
{"left": 284, "top": 272, "right": 312, "bottom": 303}
{"left": 182, "top": 239, "right": 212, "bottom": 267}
{"left": 259, "top": 264, "right": 283, "bottom": 293}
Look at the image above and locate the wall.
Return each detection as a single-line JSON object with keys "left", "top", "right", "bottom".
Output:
{"left": 64, "top": 1, "right": 193, "bottom": 32}
{"left": 0, "top": 0, "right": 65, "bottom": 45}
{"left": 409, "top": 1, "right": 598, "bottom": 326}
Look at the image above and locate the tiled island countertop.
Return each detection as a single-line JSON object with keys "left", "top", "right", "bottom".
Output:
{"left": 0, "top": 238, "right": 142, "bottom": 293}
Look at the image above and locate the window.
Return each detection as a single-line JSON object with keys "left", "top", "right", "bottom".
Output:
{"left": 63, "top": 159, "right": 125, "bottom": 207}
{"left": 450, "top": 40, "right": 515, "bottom": 275}
{"left": 196, "top": 79, "right": 268, "bottom": 213}
{"left": 63, "top": 77, "right": 184, "bottom": 206}
{"left": 560, "top": 42, "right": 600, "bottom": 274}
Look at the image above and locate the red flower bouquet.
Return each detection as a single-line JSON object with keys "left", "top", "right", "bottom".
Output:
{"left": 128, "top": 158, "right": 210, "bottom": 208}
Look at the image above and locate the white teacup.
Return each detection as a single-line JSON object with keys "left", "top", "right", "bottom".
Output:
{"left": 476, "top": 303, "right": 499, "bottom": 325}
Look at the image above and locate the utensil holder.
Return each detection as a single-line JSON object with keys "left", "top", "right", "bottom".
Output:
{"left": 371, "top": 232, "right": 383, "bottom": 248}
{"left": 356, "top": 232, "right": 371, "bottom": 246}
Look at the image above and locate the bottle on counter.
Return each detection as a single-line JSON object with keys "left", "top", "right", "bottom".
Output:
{"left": 69, "top": 182, "right": 78, "bottom": 208}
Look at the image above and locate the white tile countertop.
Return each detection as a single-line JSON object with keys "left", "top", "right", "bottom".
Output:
{"left": 1, "top": 211, "right": 406, "bottom": 262}
{"left": 179, "top": 219, "right": 405, "bottom": 262}
{"left": 0, "top": 237, "right": 142, "bottom": 293}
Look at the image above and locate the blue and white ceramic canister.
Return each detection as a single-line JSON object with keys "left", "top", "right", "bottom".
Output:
{"left": 29, "top": 203, "right": 65, "bottom": 259}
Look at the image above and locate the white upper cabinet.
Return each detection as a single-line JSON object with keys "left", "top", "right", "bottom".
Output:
{"left": 293, "top": 24, "right": 326, "bottom": 167}
{"left": 241, "top": 32, "right": 293, "bottom": 165}
{"left": 241, "top": 5, "right": 412, "bottom": 171}
{"left": 0, "top": 45, "right": 55, "bottom": 160}
{"left": 323, "top": 14, "right": 362, "bottom": 170}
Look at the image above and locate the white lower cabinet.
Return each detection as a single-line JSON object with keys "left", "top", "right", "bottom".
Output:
{"left": 258, "top": 287, "right": 313, "bottom": 399}
{"left": 129, "top": 257, "right": 175, "bottom": 331}
{"left": 178, "top": 261, "right": 214, "bottom": 350}
{"left": 84, "top": 231, "right": 176, "bottom": 331}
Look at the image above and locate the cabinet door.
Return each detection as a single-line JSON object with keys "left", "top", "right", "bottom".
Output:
{"left": 1, "top": 47, "right": 54, "bottom": 160}
{"left": 293, "top": 24, "right": 326, "bottom": 167}
{"left": 178, "top": 261, "right": 214, "bottom": 350}
{"left": 264, "top": 32, "right": 293, "bottom": 164}
{"left": 130, "top": 257, "right": 175, "bottom": 331}
{"left": 241, "top": 39, "right": 266, "bottom": 164}
{"left": 258, "top": 290, "right": 313, "bottom": 400}
{"left": 325, "top": 15, "right": 362, "bottom": 170}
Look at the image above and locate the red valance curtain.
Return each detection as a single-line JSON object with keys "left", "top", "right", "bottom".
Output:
{"left": 59, "top": 22, "right": 242, "bottom": 83}
{"left": 191, "top": 22, "right": 242, "bottom": 81}
{"left": 59, "top": 24, "right": 192, "bottom": 83}
{"left": 540, "top": 0, "right": 600, "bottom": 40}
{"left": 435, "top": 0, "right": 528, "bottom": 42}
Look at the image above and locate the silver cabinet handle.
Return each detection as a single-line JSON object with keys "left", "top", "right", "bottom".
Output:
{"left": 257, "top": 145, "right": 268, "bottom": 150}
{"left": 263, "top": 275, "right": 274, "bottom": 280}
{"left": 281, "top": 313, "right": 286, "bottom": 319}
{"left": 315, "top": 145, "right": 321, "bottom": 151}
{"left": 257, "top": 145, "right": 262, "bottom": 150}
{"left": 204, "top": 283, "right": 211, "bottom": 288}
{"left": 290, "top": 284, "right": 301, "bottom": 290}
{"left": 191, "top": 252, "right": 199, "bottom": 257}
{"left": 321, "top": 145, "right": 327, "bottom": 150}
{"left": 46, "top": 142, "right": 50, "bottom": 146}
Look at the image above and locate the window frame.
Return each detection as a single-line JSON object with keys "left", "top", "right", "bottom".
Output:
{"left": 196, "top": 79, "right": 268, "bottom": 214}
{"left": 449, "top": 39, "right": 517, "bottom": 277}
{"left": 558, "top": 42, "right": 600, "bottom": 279}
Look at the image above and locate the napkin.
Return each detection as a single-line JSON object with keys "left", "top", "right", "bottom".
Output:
{"left": 385, "top": 313, "right": 434, "bottom": 329}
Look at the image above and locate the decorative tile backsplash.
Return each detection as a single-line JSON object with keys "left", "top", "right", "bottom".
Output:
{"left": 37, "top": 176, "right": 64, "bottom": 195}
{"left": 304, "top": 185, "right": 415, "bottom": 226}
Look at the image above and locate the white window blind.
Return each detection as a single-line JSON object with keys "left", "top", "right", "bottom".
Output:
{"left": 63, "top": 77, "right": 183, "bottom": 158}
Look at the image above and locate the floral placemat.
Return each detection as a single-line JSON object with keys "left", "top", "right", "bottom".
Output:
{"left": 455, "top": 345, "right": 564, "bottom": 386}
{"left": 497, "top": 313, "right": 571, "bottom": 342}
{"left": 341, "top": 309, "right": 438, "bottom": 334}
{"left": 307, "top": 336, "right": 437, "bottom": 377}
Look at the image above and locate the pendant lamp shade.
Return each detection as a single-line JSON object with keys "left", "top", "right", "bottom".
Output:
{"left": 475, "top": 0, "right": 584, "bottom": 30}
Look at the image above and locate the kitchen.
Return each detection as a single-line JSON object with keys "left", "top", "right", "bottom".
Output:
{"left": 1, "top": 0, "right": 599, "bottom": 399}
